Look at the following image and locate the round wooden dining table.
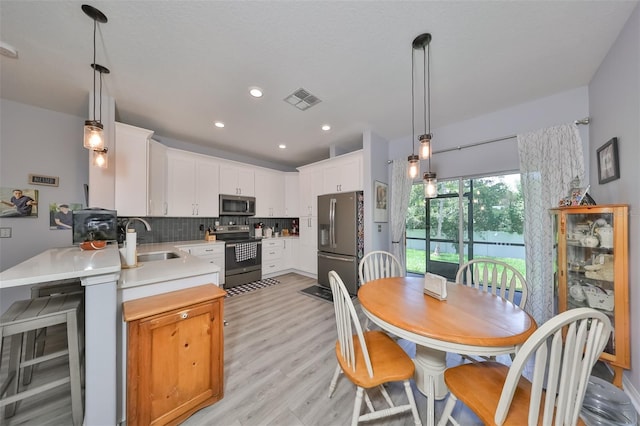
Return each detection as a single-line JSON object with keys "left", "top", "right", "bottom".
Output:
{"left": 358, "top": 276, "right": 537, "bottom": 426}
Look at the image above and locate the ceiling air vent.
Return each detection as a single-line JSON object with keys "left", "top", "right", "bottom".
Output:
{"left": 284, "top": 88, "right": 322, "bottom": 111}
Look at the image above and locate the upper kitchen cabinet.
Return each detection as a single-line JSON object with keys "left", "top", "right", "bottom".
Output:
{"left": 284, "top": 172, "right": 299, "bottom": 218}
{"left": 166, "top": 149, "right": 219, "bottom": 217}
{"left": 322, "top": 150, "right": 363, "bottom": 194}
{"left": 219, "top": 162, "right": 255, "bottom": 196}
{"left": 115, "top": 123, "right": 166, "bottom": 216}
{"left": 255, "top": 169, "right": 285, "bottom": 217}
{"left": 297, "top": 164, "right": 323, "bottom": 218}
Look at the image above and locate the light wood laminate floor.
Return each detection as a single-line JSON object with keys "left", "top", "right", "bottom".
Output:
{"left": 1, "top": 273, "right": 612, "bottom": 425}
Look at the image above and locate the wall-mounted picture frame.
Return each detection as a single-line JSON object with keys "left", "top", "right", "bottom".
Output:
{"left": 28, "top": 173, "right": 59, "bottom": 187}
{"left": 374, "top": 180, "right": 388, "bottom": 223}
{"left": 0, "top": 187, "right": 38, "bottom": 218}
{"left": 49, "top": 202, "right": 83, "bottom": 230}
{"left": 597, "top": 137, "right": 620, "bottom": 184}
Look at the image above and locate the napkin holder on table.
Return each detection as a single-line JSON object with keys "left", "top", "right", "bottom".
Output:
{"left": 423, "top": 273, "right": 448, "bottom": 300}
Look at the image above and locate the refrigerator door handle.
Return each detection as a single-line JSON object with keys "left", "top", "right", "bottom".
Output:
{"left": 318, "top": 253, "right": 353, "bottom": 262}
{"left": 330, "top": 198, "right": 337, "bottom": 248}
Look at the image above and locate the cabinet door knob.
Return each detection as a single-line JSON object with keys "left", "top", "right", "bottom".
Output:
{"left": 181, "top": 312, "right": 188, "bottom": 319}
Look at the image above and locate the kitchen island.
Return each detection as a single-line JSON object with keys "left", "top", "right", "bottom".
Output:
{"left": 0, "top": 241, "right": 223, "bottom": 425}
{"left": 0, "top": 244, "right": 121, "bottom": 425}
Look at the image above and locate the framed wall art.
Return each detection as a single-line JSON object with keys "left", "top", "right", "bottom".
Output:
{"left": 0, "top": 187, "right": 38, "bottom": 218}
{"left": 596, "top": 137, "right": 620, "bottom": 184}
{"left": 374, "top": 180, "right": 388, "bottom": 223}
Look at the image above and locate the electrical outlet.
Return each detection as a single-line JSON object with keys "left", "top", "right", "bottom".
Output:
{"left": 378, "top": 224, "right": 382, "bottom": 232}
{"left": 0, "top": 227, "right": 12, "bottom": 238}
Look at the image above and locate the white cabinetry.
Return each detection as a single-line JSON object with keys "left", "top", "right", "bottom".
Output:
{"left": 166, "top": 149, "right": 219, "bottom": 217}
{"left": 115, "top": 122, "right": 165, "bottom": 216}
{"left": 219, "top": 163, "right": 255, "bottom": 196}
{"left": 284, "top": 173, "right": 299, "bottom": 218}
{"left": 322, "top": 151, "right": 363, "bottom": 193}
{"left": 298, "top": 166, "right": 323, "bottom": 217}
{"left": 262, "top": 239, "right": 284, "bottom": 277}
{"left": 283, "top": 238, "right": 298, "bottom": 270}
{"left": 148, "top": 140, "right": 167, "bottom": 216}
{"left": 298, "top": 217, "right": 317, "bottom": 275}
{"left": 255, "top": 169, "right": 285, "bottom": 217}
{"left": 178, "top": 243, "right": 225, "bottom": 285}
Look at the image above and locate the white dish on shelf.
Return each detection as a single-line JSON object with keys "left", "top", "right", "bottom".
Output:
{"left": 583, "top": 287, "right": 614, "bottom": 311}
{"left": 584, "top": 264, "right": 603, "bottom": 271}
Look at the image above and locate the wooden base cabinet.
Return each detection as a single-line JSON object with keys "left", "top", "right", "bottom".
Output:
{"left": 550, "top": 204, "right": 629, "bottom": 387}
{"left": 123, "top": 285, "right": 226, "bottom": 426}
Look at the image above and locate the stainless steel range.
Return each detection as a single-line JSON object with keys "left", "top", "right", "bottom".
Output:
{"left": 212, "top": 225, "right": 262, "bottom": 289}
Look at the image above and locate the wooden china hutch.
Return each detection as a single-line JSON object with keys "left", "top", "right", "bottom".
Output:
{"left": 550, "top": 204, "right": 629, "bottom": 387}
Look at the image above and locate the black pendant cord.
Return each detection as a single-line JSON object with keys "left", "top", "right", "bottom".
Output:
{"left": 99, "top": 69, "right": 103, "bottom": 123}
{"left": 411, "top": 46, "right": 415, "bottom": 156}
{"left": 426, "top": 42, "right": 432, "bottom": 173}
{"left": 92, "top": 18, "right": 97, "bottom": 122}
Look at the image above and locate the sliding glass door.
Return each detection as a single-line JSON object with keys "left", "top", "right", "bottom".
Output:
{"left": 406, "top": 173, "right": 525, "bottom": 282}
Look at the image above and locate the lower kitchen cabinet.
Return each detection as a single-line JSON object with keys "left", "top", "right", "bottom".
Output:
{"left": 123, "top": 285, "right": 226, "bottom": 426}
{"left": 262, "top": 238, "right": 285, "bottom": 277}
{"left": 178, "top": 243, "right": 225, "bottom": 285}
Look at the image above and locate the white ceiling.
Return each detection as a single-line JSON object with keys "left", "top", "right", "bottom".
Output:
{"left": 1, "top": 1, "right": 637, "bottom": 170}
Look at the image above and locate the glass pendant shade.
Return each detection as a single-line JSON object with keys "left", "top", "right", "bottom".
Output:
{"left": 419, "top": 134, "right": 431, "bottom": 159}
{"left": 92, "top": 148, "right": 108, "bottom": 168}
{"left": 84, "top": 120, "right": 104, "bottom": 150}
{"left": 423, "top": 172, "right": 438, "bottom": 198}
{"left": 408, "top": 154, "right": 419, "bottom": 179}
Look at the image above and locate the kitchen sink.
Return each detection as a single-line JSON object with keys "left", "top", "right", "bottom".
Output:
{"left": 137, "top": 251, "right": 181, "bottom": 263}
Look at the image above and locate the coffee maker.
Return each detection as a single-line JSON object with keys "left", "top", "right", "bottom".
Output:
{"left": 291, "top": 219, "right": 299, "bottom": 235}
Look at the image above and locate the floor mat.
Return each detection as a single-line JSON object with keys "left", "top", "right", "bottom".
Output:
{"left": 224, "top": 278, "right": 280, "bottom": 298}
{"left": 299, "top": 285, "right": 334, "bottom": 303}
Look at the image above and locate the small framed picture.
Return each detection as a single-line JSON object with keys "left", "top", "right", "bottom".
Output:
{"left": 374, "top": 181, "right": 388, "bottom": 223}
{"left": 597, "top": 137, "right": 620, "bottom": 184}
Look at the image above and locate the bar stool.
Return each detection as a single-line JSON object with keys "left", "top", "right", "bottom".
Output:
{"left": 0, "top": 293, "right": 83, "bottom": 425}
{"left": 23, "top": 279, "right": 83, "bottom": 385}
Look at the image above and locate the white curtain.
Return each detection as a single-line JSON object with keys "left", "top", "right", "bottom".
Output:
{"left": 517, "top": 123, "right": 584, "bottom": 325}
{"left": 389, "top": 159, "right": 413, "bottom": 274}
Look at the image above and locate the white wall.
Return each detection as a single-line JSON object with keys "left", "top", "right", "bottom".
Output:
{"left": 0, "top": 99, "right": 88, "bottom": 312}
{"left": 388, "top": 86, "right": 590, "bottom": 183}
{"left": 588, "top": 2, "right": 639, "bottom": 401}
{"left": 363, "top": 130, "right": 391, "bottom": 253}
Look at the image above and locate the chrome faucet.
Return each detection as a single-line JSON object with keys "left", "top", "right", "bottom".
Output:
{"left": 125, "top": 217, "right": 151, "bottom": 232}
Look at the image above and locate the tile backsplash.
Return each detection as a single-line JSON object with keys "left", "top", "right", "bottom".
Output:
{"left": 117, "top": 216, "right": 297, "bottom": 244}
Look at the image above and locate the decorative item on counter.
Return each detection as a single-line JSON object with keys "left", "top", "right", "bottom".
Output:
{"left": 79, "top": 240, "right": 107, "bottom": 251}
{"left": 264, "top": 226, "right": 273, "bottom": 238}
{"left": 254, "top": 222, "right": 263, "bottom": 238}
{"left": 125, "top": 229, "right": 137, "bottom": 266}
{"left": 205, "top": 228, "right": 216, "bottom": 241}
{"left": 423, "top": 272, "right": 447, "bottom": 300}
{"left": 282, "top": 229, "right": 289, "bottom": 236}
{"left": 291, "top": 219, "right": 298, "bottom": 235}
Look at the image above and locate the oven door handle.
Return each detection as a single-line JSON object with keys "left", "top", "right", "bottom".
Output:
{"left": 226, "top": 242, "right": 262, "bottom": 248}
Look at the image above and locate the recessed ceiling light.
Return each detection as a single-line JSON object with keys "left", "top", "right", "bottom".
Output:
{"left": 249, "top": 87, "right": 263, "bottom": 98}
{"left": 322, "top": 124, "right": 331, "bottom": 131}
{"left": 214, "top": 121, "right": 225, "bottom": 128}
{"left": 278, "top": 144, "right": 287, "bottom": 149}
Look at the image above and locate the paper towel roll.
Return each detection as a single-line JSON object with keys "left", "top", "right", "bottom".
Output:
{"left": 125, "top": 229, "right": 137, "bottom": 266}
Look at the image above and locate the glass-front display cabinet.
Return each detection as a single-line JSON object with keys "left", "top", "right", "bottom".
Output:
{"left": 550, "top": 204, "right": 629, "bottom": 387}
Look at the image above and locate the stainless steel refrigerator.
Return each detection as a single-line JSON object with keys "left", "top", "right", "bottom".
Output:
{"left": 317, "top": 191, "right": 364, "bottom": 294}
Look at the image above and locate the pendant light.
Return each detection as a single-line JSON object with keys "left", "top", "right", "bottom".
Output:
{"left": 412, "top": 33, "right": 438, "bottom": 199}
{"left": 407, "top": 36, "right": 419, "bottom": 179}
{"left": 82, "top": 4, "right": 109, "bottom": 151}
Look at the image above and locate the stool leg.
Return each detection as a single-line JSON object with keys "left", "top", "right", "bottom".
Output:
{"left": 66, "top": 310, "right": 83, "bottom": 426}
{"left": 22, "top": 330, "right": 37, "bottom": 386}
{"left": 4, "top": 334, "right": 23, "bottom": 419}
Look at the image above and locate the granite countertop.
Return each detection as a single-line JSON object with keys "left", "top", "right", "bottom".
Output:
{"left": 0, "top": 244, "right": 122, "bottom": 289}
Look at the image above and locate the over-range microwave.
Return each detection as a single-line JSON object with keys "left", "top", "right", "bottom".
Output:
{"left": 219, "top": 194, "right": 256, "bottom": 216}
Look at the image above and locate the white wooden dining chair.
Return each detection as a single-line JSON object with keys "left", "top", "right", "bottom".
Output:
{"left": 455, "top": 258, "right": 527, "bottom": 309}
{"left": 327, "top": 271, "right": 422, "bottom": 426}
{"left": 329, "top": 250, "right": 404, "bottom": 397}
{"left": 358, "top": 250, "right": 403, "bottom": 285}
{"left": 437, "top": 307, "right": 612, "bottom": 426}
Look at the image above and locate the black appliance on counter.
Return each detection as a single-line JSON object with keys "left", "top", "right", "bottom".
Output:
{"left": 72, "top": 208, "right": 118, "bottom": 245}
{"left": 212, "top": 225, "right": 262, "bottom": 288}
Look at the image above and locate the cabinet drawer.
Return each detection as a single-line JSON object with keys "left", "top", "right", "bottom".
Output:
{"left": 186, "top": 244, "right": 224, "bottom": 257}
{"left": 263, "top": 247, "right": 283, "bottom": 261}
{"left": 262, "top": 239, "right": 284, "bottom": 249}
{"left": 262, "top": 259, "right": 284, "bottom": 274}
